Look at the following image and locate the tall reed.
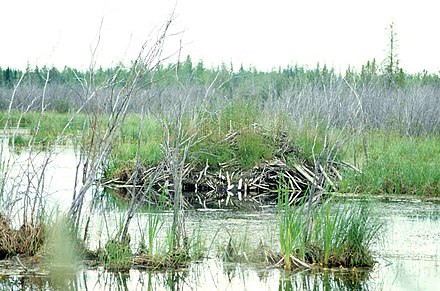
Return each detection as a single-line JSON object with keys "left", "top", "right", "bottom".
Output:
{"left": 278, "top": 187, "right": 382, "bottom": 269}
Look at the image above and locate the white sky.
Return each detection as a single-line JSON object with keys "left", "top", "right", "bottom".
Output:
{"left": 1, "top": 0, "right": 439, "bottom": 73}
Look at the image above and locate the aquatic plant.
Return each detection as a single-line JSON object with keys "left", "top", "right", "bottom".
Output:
{"left": 99, "top": 239, "right": 133, "bottom": 271}
{"left": 278, "top": 190, "right": 308, "bottom": 269}
{"left": 340, "top": 131, "right": 440, "bottom": 196}
{"left": 277, "top": 188, "right": 382, "bottom": 269}
{"left": 0, "top": 213, "right": 45, "bottom": 259}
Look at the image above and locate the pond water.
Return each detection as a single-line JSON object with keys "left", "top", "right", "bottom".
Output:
{"left": 0, "top": 147, "right": 439, "bottom": 290}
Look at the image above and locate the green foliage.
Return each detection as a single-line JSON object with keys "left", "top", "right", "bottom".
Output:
{"left": 288, "top": 125, "right": 341, "bottom": 165}
{"left": 8, "top": 134, "right": 30, "bottom": 147}
{"left": 99, "top": 239, "right": 133, "bottom": 271}
{"left": 145, "top": 190, "right": 167, "bottom": 257}
{"left": 217, "top": 98, "right": 260, "bottom": 132}
{"left": 278, "top": 188, "right": 382, "bottom": 269}
{"left": 1, "top": 54, "right": 440, "bottom": 95}
{"left": 186, "top": 224, "right": 207, "bottom": 261}
{"left": 0, "top": 111, "right": 86, "bottom": 146}
{"left": 236, "top": 129, "right": 274, "bottom": 169}
{"left": 340, "top": 132, "right": 440, "bottom": 196}
{"left": 278, "top": 189, "right": 307, "bottom": 269}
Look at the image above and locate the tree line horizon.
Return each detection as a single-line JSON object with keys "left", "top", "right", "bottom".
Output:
{"left": 1, "top": 54, "right": 439, "bottom": 89}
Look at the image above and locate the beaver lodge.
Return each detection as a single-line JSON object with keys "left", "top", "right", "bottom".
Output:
{"left": 103, "top": 128, "right": 349, "bottom": 209}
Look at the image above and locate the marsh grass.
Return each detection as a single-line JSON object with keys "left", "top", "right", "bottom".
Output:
{"left": 215, "top": 98, "right": 260, "bottom": 133}
{"left": 278, "top": 191, "right": 307, "bottom": 269}
{"left": 186, "top": 224, "right": 206, "bottom": 261}
{"left": 99, "top": 239, "right": 133, "bottom": 271}
{"left": 340, "top": 131, "right": 440, "bottom": 196}
{"left": 0, "top": 110, "right": 86, "bottom": 145}
{"left": 236, "top": 129, "right": 274, "bottom": 169}
{"left": 106, "top": 100, "right": 285, "bottom": 177}
{"left": 97, "top": 204, "right": 207, "bottom": 271}
{"left": 278, "top": 189, "right": 382, "bottom": 270}
{"left": 0, "top": 214, "right": 45, "bottom": 259}
{"left": 134, "top": 222, "right": 206, "bottom": 270}
{"left": 218, "top": 227, "right": 279, "bottom": 265}
{"left": 219, "top": 229, "right": 253, "bottom": 263}
{"left": 8, "top": 134, "right": 30, "bottom": 148}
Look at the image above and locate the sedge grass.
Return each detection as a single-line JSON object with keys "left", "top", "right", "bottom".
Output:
{"left": 278, "top": 188, "right": 307, "bottom": 269}
{"left": 99, "top": 239, "right": 133, "bottom": 271}
{"left": 278, "top": 188, "right": 382, "bottom": 270}
{"left": 0, "top": 110, "right": 86, "bottom": 145}
{"left": 340, "top": 131, "right": 440, "bottom": 196}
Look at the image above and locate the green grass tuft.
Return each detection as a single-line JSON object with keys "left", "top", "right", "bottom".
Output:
{"left": 278, "top": 188, "right": 382, "bottom": 269}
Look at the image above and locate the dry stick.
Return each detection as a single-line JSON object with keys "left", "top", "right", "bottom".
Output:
{"left": 1, "top": 71, "right": 56, "bottom": 228}
{"left": 319, "top": 165, "right": 335, "bottom": 190}
{"left": 290, "top": 255, "right": 312, "bottom": 269}
{"left": 331, "top": 166, "right": 342, "bottom": 181}
{"left": 344, "top": 78, "right": 369, "bottom": 164}
{"left": 29, "top": 69, "right": 52, "bottom": 225}
{"left": 340, "top": 161, "right": 362, "bottom": 173}
{"left": 70, "top": 15, "right": 177, "bottom": 235}
{"left": 161, "top": 62, "right": 227, "bottom": 246}
{"left": 120, "top": 104, "right": 146, "bottom": 242}
{"left": 0, "top": 73, "right": 27, "bottom": 205}
{"left": 294, "top": 165, "right": 324, "bottom": 191}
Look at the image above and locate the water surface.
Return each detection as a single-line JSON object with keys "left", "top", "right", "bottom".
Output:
{"left": 1, "top": 147, "right": 439, "bottom": 290}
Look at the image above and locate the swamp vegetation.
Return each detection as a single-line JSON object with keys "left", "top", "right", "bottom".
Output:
{"left": 0, "top": 18, "right": 439, "bottom": 290}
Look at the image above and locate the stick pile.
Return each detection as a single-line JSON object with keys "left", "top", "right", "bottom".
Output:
{"left": 104, "top": 130, "right": 346, "bottom": 209}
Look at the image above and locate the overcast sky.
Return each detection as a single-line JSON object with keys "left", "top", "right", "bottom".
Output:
{"left": 1, "top": 0, "right": 439, "bottom": 73}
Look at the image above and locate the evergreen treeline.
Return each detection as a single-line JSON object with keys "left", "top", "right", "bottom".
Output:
{"left": 1, "top": 56, "right": 439, "bottom": 91}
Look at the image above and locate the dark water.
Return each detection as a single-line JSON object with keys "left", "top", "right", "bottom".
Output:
{"left": 1, "top": 148, "right": 439, "bottom": 290}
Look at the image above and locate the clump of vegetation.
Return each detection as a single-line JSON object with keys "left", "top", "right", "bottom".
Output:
{"left": 217, "top": 191, "right": 381, "bottom": 270}
{"left": 0, "top": 214, "right": 45, "bottom": 259}
{"left": 98, "top": 239, "right": 133, "bottom": 271}
{"left": 8, "top": 134, "right": 30, "bottom": 148}
{"left": 96, "top": 229, "right": 207, "bottom": 271}
{"left": 277, "top": 190, "right": 382, "bottom": 270}
{"left": 219, "top": 230, "right": 279, "bottom": 265}
{"left": 94, "top": 195, "right": 207, "bottom": 271}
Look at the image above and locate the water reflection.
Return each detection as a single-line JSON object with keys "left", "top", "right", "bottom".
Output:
{"left": 0, "top": 262, "right": 378, "bottom": 291}
{"left": 281, "top": 269, "right": 374, "bottom": 291}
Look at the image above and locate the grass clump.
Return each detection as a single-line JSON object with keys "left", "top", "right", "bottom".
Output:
{"left": 133, "top": 225, "right": 206, "bottom": 270}
{"left": 0, "top": 214, "right": 45, "bottom": 259}
{"left": 96, "top": 198, "right": 207, "bottom": 271}
{"left": 8, "top": 134, "right": 30, "bottom": 147}
{"left": 219, "top": 231, "right": 279, "bottom": 265}
{"left": 98, "top": 239, "right": 133, "bottom": 271}
{"left": 278, "top": 189, "right": 381, "bottom": 270}
{"left": 236, "top": 129, "right": 274, "bottom": 169}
